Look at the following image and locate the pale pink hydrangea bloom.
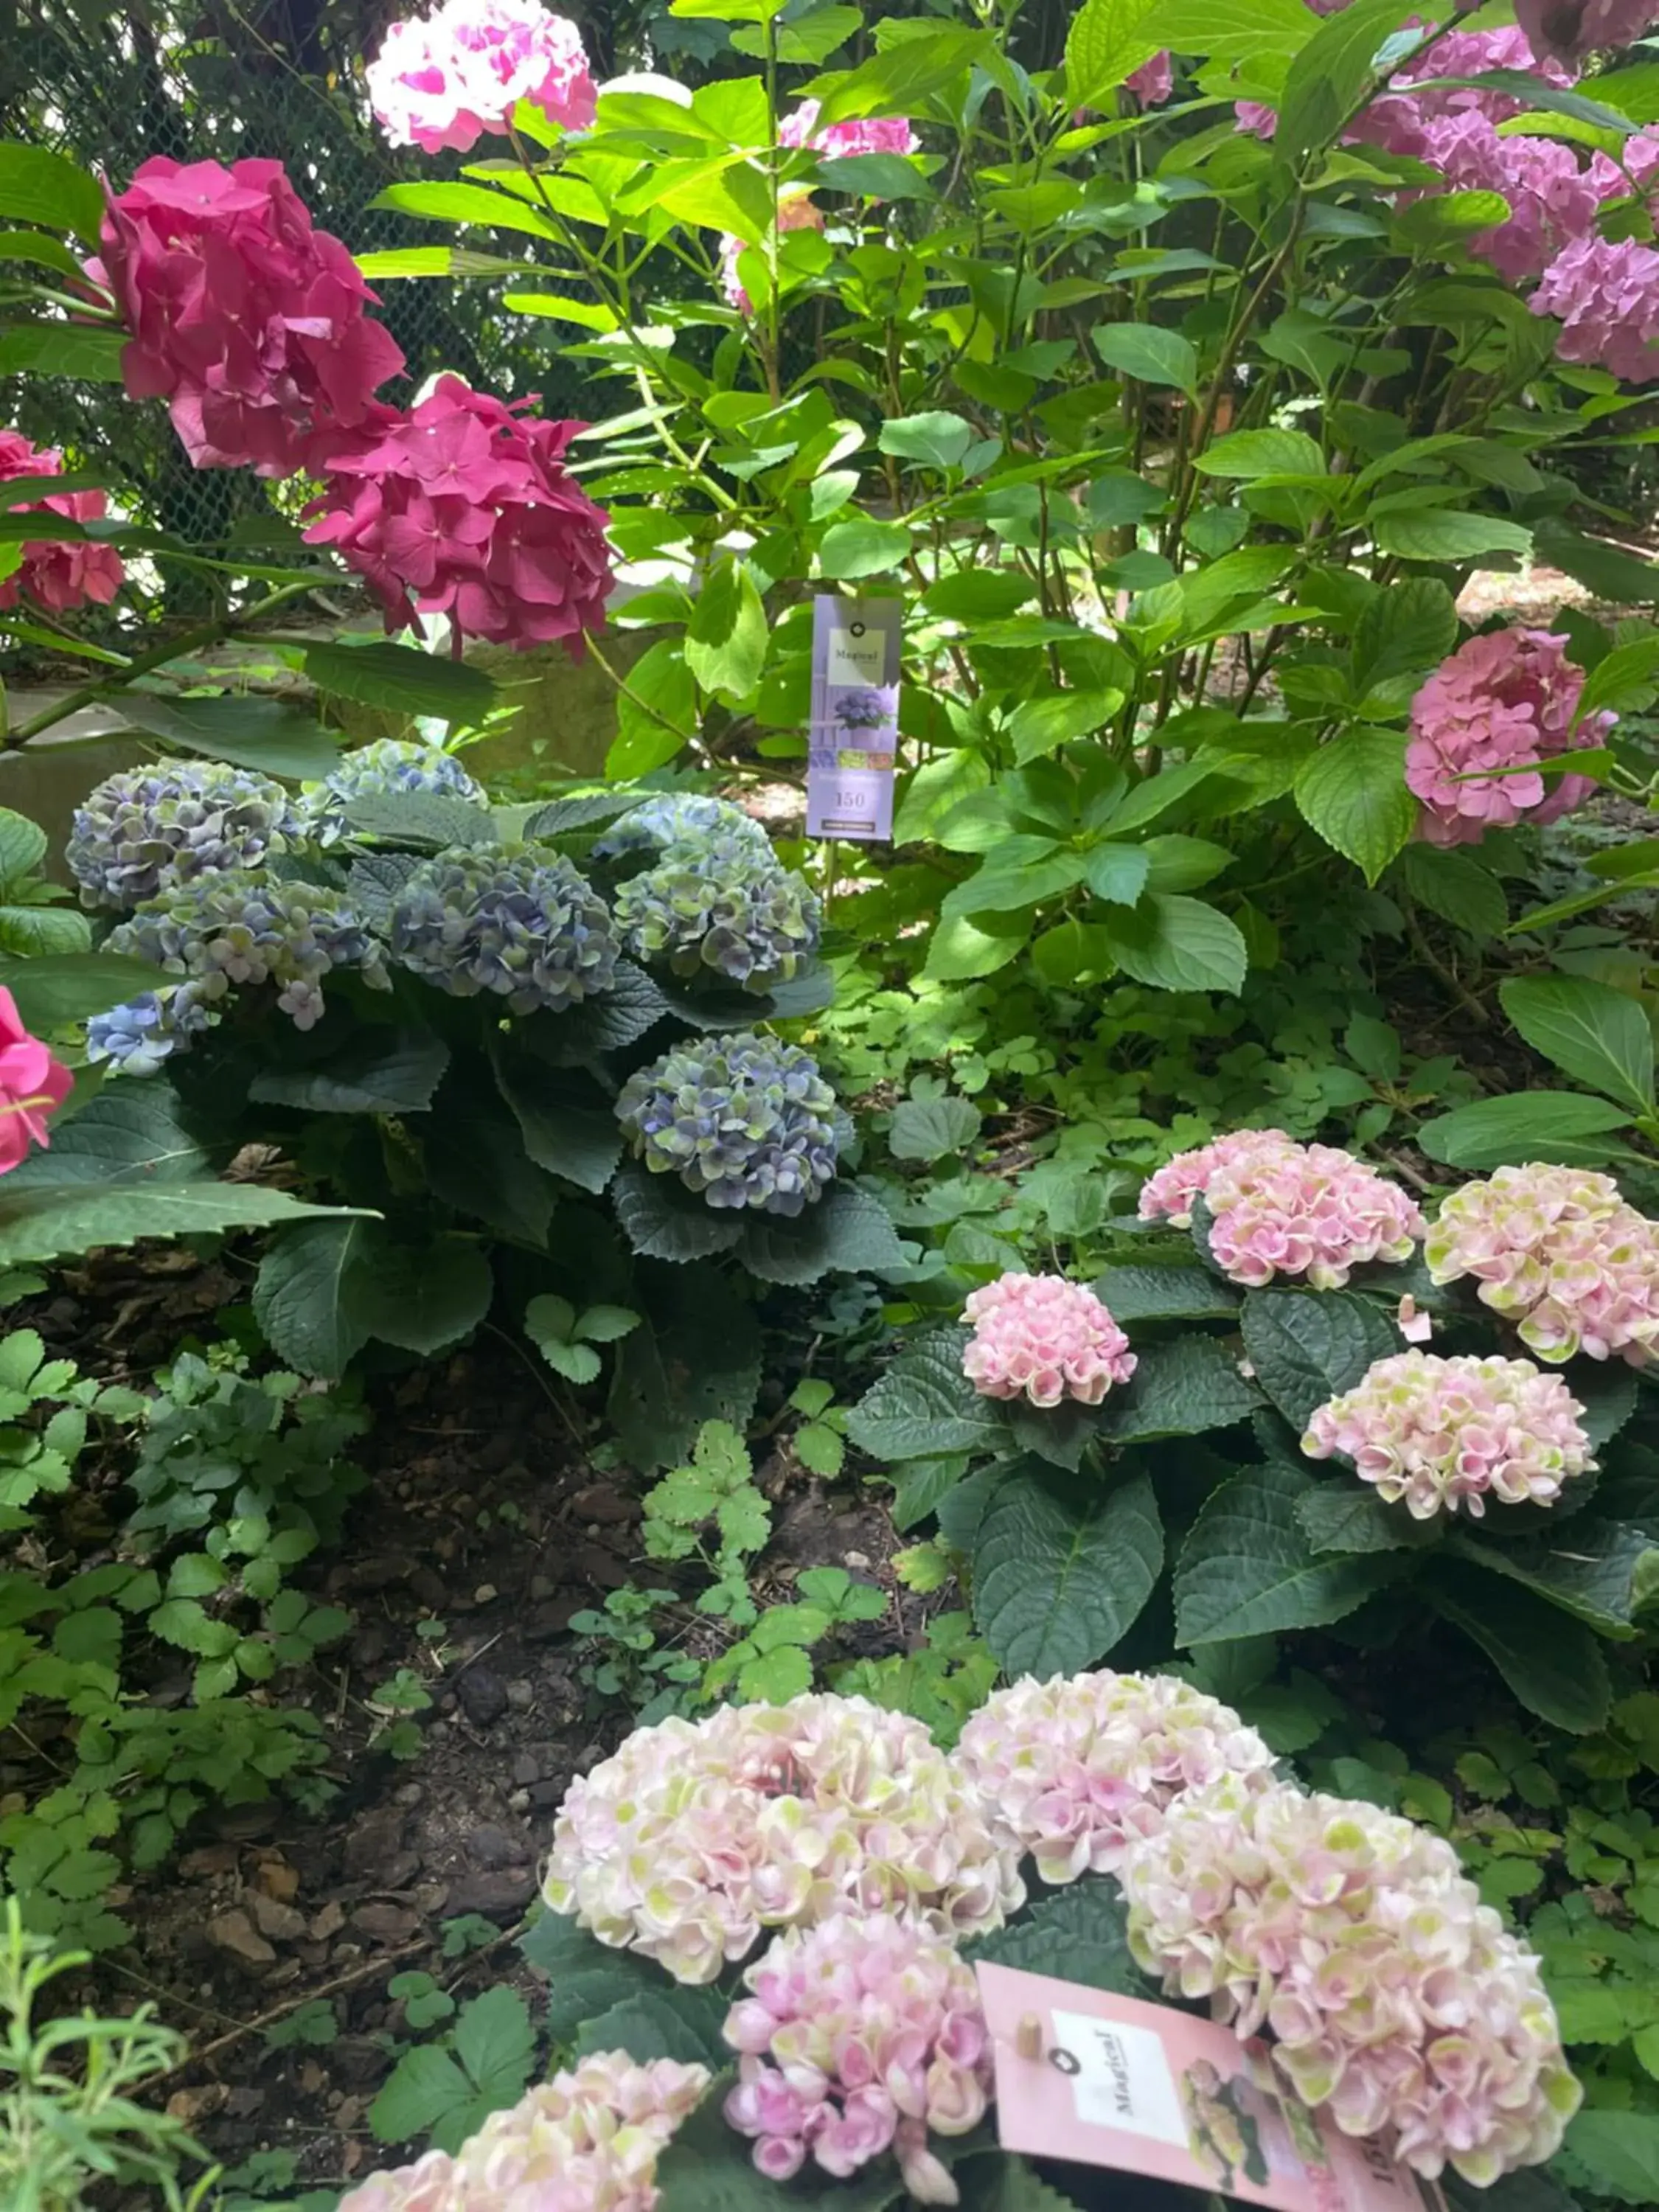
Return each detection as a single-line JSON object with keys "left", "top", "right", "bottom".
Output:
{"left": 366, "top": 0, "right": 597, "bottom": 154}
{"left": 960, "top": 1273, "right": 1136, "bottom": 1408}
{"left": 336, "top": 2052, "right": 709, "bottom": 2211}
{"left": 779, "top": 100, "right": 919, "bottom": 159}
{"left": 1406, "top": 627, "right": 1611, "bottom": 846}
{"left": 1301, "top": 1349, "right": 1595, "bottom": 1519}
{"left": 953, "top": 1669, "right": 1277, "bottom": 1884}
{"left": 1121, "top": 1775, "right": 1582, "bottom": 2184}
{"left": 92, "top": 156, "right": 404, "bottom": 476}
{"left": 1126, "top": 53, "right": 1174, "bottom": 105}
{"left": 542, "top": 1694, "right": 1025, "bottom": 1984}
{"left": 1425, "top": 1164, "right": 1659, "bottom": 1366}
{"left": 1532, "top": 234, "right": 1659, "bottom": 385}
{"left": 723, "top": 1912, "right": 990, "bottom": 2205}
{"left": 303, "top": 375, "right": 611, "bottom": 652}
{"left": 1517, "top": 0, "right": 1659, "bottom": 61}
{"left": 1414, "top": 115, "right": 1600, "bottom": 284}
{"left": 717, "top": 194, "right": 826, "bottom": 316}
{"left": 0, "top": 432, "right": 124, "bottom": 616}
{"left": 1138, "top": 1130, "right": 1425, "bottom": 1290}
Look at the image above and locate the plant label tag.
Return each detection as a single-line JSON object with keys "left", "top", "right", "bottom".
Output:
{"left": 807, "top": 594, "right": 900, "bottom": 842}
{"left": 975, "top": 1961, "right": 1447, "bottom": 2212}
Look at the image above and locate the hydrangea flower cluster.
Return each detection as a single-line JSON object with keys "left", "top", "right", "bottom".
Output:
{"left": 388, "top": 842, "right": 617, "bottom": 1015}
{"left": 302, "top": 737, "right": 486, "bottom": 841}
{"left": 1425, "top": 1164, "right": 1659, "bottom": 1366}
{"left": 594, "top": 791, "right": 773, "bottom": 861}
{"left": 1407, "top": 628, "right": 1611, "bottom": 846}
{"left": 1138, "top": 1130, "right": 1425, "bottom": 1289}
{"left": 1121, "top": 1775, "right": 1582, "bottom": 2183}
{"left": 723, "top": 1912, "right": 990, "bottom": 2205}
{"left": 953, "top": 1669, "right": 1276, "bottom": 1885}
{"left": 0, "top": 431, "right": 125, "bottom": 616}
{"left": 88, "top": 872, "right": 390, "bottom": 1066}
{"left": 614, "top": 1031, "right": 839, "bottom": 1215}
{"left": 1301, "top": 1350, "right": 1595, "bottom": 1519}
{"left": 1358, "top": 27, "right": 1573, "bottom": 162}
{"left": 1416, "top": 116, "right": 1601, "bottom": 284}
{"left": 67, "top": 762, "right": 304, "bottom": 910}
{"left": 779, "top": 100, "right": 919, "bottom": 159}
{"left": 303, "top": 375, "right": 612, "bottom": 653}
{"left": 93, "top": 156, "right": 403, "bottom": 475}
{"left": 336, "top": 2051, "right": 709, "bottom": 2211}
{"left": 717, "top": 194, "right": 825, "bottom": 316}
{"left": 1125, "top": 52, "right": 1174, "bottom": 105}
{"left": 542, "top": 1694, "right": 1024, "bottom": 1984}
{"left": 366, "top": 0, "right": 597, "bottom": 155}
{"left": 1531, "top": 234, "right": 1659, "bottom": 385}
{"left": 959, "top": 1273, "right": 1137, "bottom": 1408}
{"left": 611, "top": 830, "right": 821, "bottom": 992}
{"left": 0, "top": 987, "right": 73, "bottom": 1175}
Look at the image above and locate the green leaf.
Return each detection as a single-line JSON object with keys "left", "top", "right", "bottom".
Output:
{"left": 1448, "top": 1519, "right": 1657, "bottom": 1638}
{"left": 1194, "top": 428, "right": 1324, "bottom": 480}
{"left": 1091, "top": 1265, "right": 1240, "bottom": 1324}
{"left": 1155, "top": 0, "right": 1316, "bottom": 59}
{"left": 1241, "top": 1290, "right": 1400, "bottom": 1430}
{"left": 0, "top": 809, "right": 46, "bottom": 886}
{"left": 612, "top": 1167, "right": 745, "bottom": 1264}
{"left": 1373, "top": 509, "right": 1532, "bottom": 562}
{"left": 609, "top": 1260, "right": 762, "bottom": 1471}
{"left": 1423, "top": 69, "right": 1638, "bottom": 138}
{"left": 817, "top": 150, "right": 936, "bottom": 200}
{"left": 1099, "top": 894, "right": 1248, "bottom": 994}
{"left": 1175, "top": 1455, "right": 1404, "bottom": 1643}
{"left": 369, "top": 180, "right": 560, "bottom": 241}
{"left": 0, "top": 1183, "right": 370, "bottom": 1268}
{"left": 846, "top": 1329, "right": 1006, "bottom": 1461}
{"left": 0, "top": 1082, "right": 203, "bottom": 1190}
{"left": 1098, "top": 1335, "right": 1259, "bottom": 1441}
{"left": 344, "top": 792, "right": 494, "bottom": 849}
{"left": 248, "top": 1031, "right": 450, "bottom": 1116}
{"left": 572, "top": 1989, "right": 728, "bottom": 2069}
{"left": 109, "top": 695, "right": 343, "bottom": 781}
{"left": 1351, "top": 576, "right": 1458, "bottom": 690}
{"left": 1093, "top": 323, "right": 1198, "bottom": 397}
{"left": 1082, "top": 843, "right": 1151, "bottom": 905}
{"left": 1399, "top": 844, "right": 1507, "bottom": 936}
{"left": 1499, "top": 975, "right": 1655, "bottom": 1117}
{"left": 731, "top": 5, "right": 860, "bottom": 60}
{"left": 1278, "top": 0, "right": 1419, "bottom": 171}
{"left": 972, "top": 1468, "right": 1163, "bottom": 1676}
{"left": 1065, "top": 0, "right": 1162, "bottom": 107}
{"left": 1007, "top": 690, "right": 1122, "bottom": 766}
{"left": 1556, "top": 2110, "right": 1659, "bottom": 2205}
{"left": 737, "top": 1185, "right": 908, "bottom": 1287}
{"left": 300, "top": 642, "right": 497, "bottom": 724}
{"left": 0, "top": 952, "right": 162, "bottom": 1032}
{"left": 368, "top": 2045, "right": 474, "bottom": 2147}
{"left": 148, "top": 1598, "right": 237, "bottom": 1658}
{"left": 1294, "top": 728, "right": 1415, "bottom": 885}
{"left": 967, "top": 1883, "right": 1142, "bottom": 1997}
{"left": 1425, "top": 1560, "right": 1610, "bottom": 1731}
{"left": 684, "top": 557, "right": 768, "bottom": 703}
{"left": 608, "top": 639, "right": 695, "bottom": 778}
{"left": 919, "top": 574, "right": 1037, "bottom": 623}
{"left": 0, "top": 324, "right": 125, "bottom": 380}
{"left": 496, "top": 1059, "right": 623, "bottom": 1197}
{"left": 453, "top": 1984, "right": 535, "bottom": 2102}
{"left": 810, "top": 24, "right": 990, "bottom": 128}
{"left": 0, "top": 147, "right": 105, "bottom": 241}
{"left": 254, "top": 1218, "right": 491, "bottom": 1378}
{"left": 879, "top": 411, "right": 974, "bottom": 470}
{"left": 888, "top": 1096, "right": 982, "bottom": 1162}
{"left": 817, "top": 518, "right": 911, "bottom": 580}
{"left": 1297, "top": 1484, "right": 1422, "bottom": 1554}
{"left": 1533, "top": 518, "right": 1659, "bottom": 604}
{"left": 1416, "top": 1093, "right": 1633, "bottom": 1172}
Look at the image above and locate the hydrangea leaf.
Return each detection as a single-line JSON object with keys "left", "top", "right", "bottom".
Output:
{"left": 1240, "top": 1290, "right": 1401, "bottom": 1430}
{"left": 0, "top": 1082, "right": 206, "bottom": 1191}
{"left": 846, "top": 1329, "right": 1006, "bottom": 1461}
{"left": 965, "top": 1881, "right": 1144, "bottom": 1999}
{"left": 0, "top": 1183, "right": 372, "bottom": 1269}
{"left": 1296, "top": 1484, "right": 1425, "bottom": 1555}
{"left": 248, "top": 1029, "right": 451, "bottom": 1116}
{"left": 608, "top": 1259, "right": 762, "bottom": 1471}
{"left": 1447, "top": 1520, "right": 1657, "bottom": 1638}
{"left": 1091, "top": 1264, "right": 1240, "bottom": 1324}
{"left": 570, "top": 1989, "right": 728, "bottom": 2069}
{"left": 1424, "top": 1559, "right": 1612, "bottom": 1732}
{"left": 613, "top": 1166, "right": 747, "bottom": 1262}
{"left": 737, "top": 1186, "right": 909, "bottom": 1286}
{"left": 114, "top": 694, "right": 344, "bottom": 782}
{"left": 972, "top": 1467, "right": 1163, "bottom": 1675}
{"left": 1096, "top": 1335, "right": 1260, "bottom": 1442}
{"left": 1175, "top": 1455, "right": 1406, "bottom": 1644}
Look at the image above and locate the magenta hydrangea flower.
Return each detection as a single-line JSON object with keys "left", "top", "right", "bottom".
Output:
{"left": 723, "top": 1912, "right": 990, "bottom": 2205}
{"left": 953, "top": 1669, "right": 1277, "bottom": 1885}
{"left": 1138, "top": 1130, "right": 1425, "bottom": 1290}
{"left": 1517, "top": 0, "right": 1659, "bottom": 61}
{"left": 1126, "top": 52, "right": 1174, "bottom": 105}
{"left": 1406, "top": 627, "right": 1611, "bottom": 846}
{"left": 303, "top": 375, "right": 611, "bottom": 652}
{"left": 93, "top": 156, "right": 404, "bottom": 476}
{"left": 542, "top": 1694, "right": 1024, "bottom": 1984}
{"left": 1425, "top": 1164, "right": 1659, "bottom": 1366}
{"left": 1121, "top": 1775, "right": 1582, "bottom": 2184}
{"left": 366, "top": 0, "right": 597, "bottom": 154}
{"left": 1532, "top": 233, "right": 1659, "bottom": 384}
{"left": 780, "top": 99, "right": 919, "bottom": 159}
{"left": 960, "top": 1273, "right": 1136, "bottom": 1408}
{"left": 0, "top": 431, "right": 124, "bottom": 616}
{"left": 1302, "top": 1349, "right": 1595, "bottom": 1519}
{"left": 337, "top": 2051, "right": 709, "bottom": 2211}
{"left": 1413, "top": 116, "right": 1600, "bottom": 284}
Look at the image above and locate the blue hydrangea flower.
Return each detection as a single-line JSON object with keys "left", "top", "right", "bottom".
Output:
{"left": 302, "top": 738, "right": 487, "bottom": 843}
{"left": 67, "top": 762, "right": 305, "bottom": 910}
{"left": 834, "top": 686, "right": 893, "bottom": 731}
{"left": 615, "top": 1030, "right": 839, "bottom": 1215}
{"left": 388, "top": 842, "right": 618, "bottom": 1015}
{"left": 87, "top": 872, "right": 391, "bottom": 1067}
{"left": 612, "top": 829, "right": 821, "bottom": 992}
{"left": 594, "top": 792, "right": 774, "bottom": 862}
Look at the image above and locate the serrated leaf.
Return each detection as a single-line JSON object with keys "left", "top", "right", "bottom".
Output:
{"left": 1295, "top": 728, "right": 1415, "bottom": 885}
{"left": 1097, "top": 1335, "right": 1259, "bottom": 1443}
{"left": 453, "top": 1985, "right": 535, "bottom": 2097}
{"left": 971, "top": 1467, "right": 1162, "bottom": 1675}
{"left": 608, "top": 1260, "right": 762, "bottom": 1472}
{"left": 1448, "top": 1519, "right": 1656, "bottom": 1636}
{"left": 612, "top": 1166, "right": 745, "bottom": 1262}
{"left": 1091, "top": 1265, "right": 1240, "bottom": 1324}
{"left": 248, "top": 1030, "right": 450, "bottom": 1116}
{"left": 1175, "top": 1456, "right": 1404, "bottom": 1643}
{"left": 1499, "top": 974, "right": 1655, "bottom": 1117}
{"left": 0, "top": 1183, "right": 370, "bottom": 1267}
{"left": 1556, "top": 2110, "right": 1659, "bottom": 2205}
{"left": 1296, "top": 1484, "right": 1422, "bottom": 1554}
{"left": 846, "top": 1329, "right": 1006, "bottom": 1461}
{"left": 496, "top": 1057, "right": 622, "bottom": 1197}
{"left": 1241, "top": 1290, "right": 1400, "bottom": 1430}
{"left": 738, "top": 1186, "right": 909, "bottom": 1287}
{"left": 368, "top": 2045, "right": 473, "bottom": 2147}
{"left": 1416, "top": 1093, "right": 1632, "bottom": 1172}
{"left": 1372, "top": 509, "right": 1532, "bottom": 562}
{"left": 1425, "top": 1559, "right": 1611, "bottom": 1731}
{"left": 571, "top": 1989, "right": 728, "bottom": 2068}
{"left": 301, "top": 641, "right": 496, "bottom": 723}
{"left": 1093, "top": 321, "right": 1197, "bottom": 397}
{"left": 344, "top": 791, "right": 496, "bottom": 848}
{"left": 1399, "top": 844, "right": 1508, "bottom": 936}
{"left": 110, "top": 694, "right": 344, "bottom": 781}
{"left": 967, "top": 1882, "right": 1144, "bottom": 1996}
{"left": 0, "top": 951, "right": 164, "bottom": 1032}
{"left": 1099, "top": 894, "right": 1248, "bottom": 995}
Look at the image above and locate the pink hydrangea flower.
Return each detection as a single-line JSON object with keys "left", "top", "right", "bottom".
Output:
{"left": 1302, "top": 1349, "right": 1595, "bottom": 1519}
{"left": 1425, "top": 1164, "right": 1659, "bottom": 1366}
{"left": 1122, "top": 1776, "right": 1582, "bottom": 2184}
{"left": 717, "top": 193, "right": 826, "bottom": 316}
{"left": 93, "top": 157, "right": 404, "bottom": 476}
{"left": 1406, "top": 627, "right": 1611, "bottom": 846}
{"left": 1517, "top": 0, "right": 1659, "bottom": 61}
{"left": 542, "top": 1694, "right": 1024, "bottom": 1984}
{"left": 366, "top": 0, "right": 597, "bottom": 155}
{"left": 1590, "top": 128, "right": 1659, "bottom": 203}
{"left": 0, "top": 987, "right": 73, "bottom": 1175}
{"left": 1413, "top": 116, "right": 1600, "bottom": 284}
{"left": 302, "top": 375, "right": 611, "bottom": 653}
{"left": 1126, "top": 53, "right": 1174, "bottom": 105}
{"left": 780, "top": 100, "right": 919, "bottom": 160}
{"left": 1532, "top": 233, "right": 1659, "bottom": 384}
{"left": 337, "top": 2051, "right": 709, "bottom": 2211}
{"left": 960, "top": 1273, "right": 1136, "bottom": 1408}
{"left": 723, "top": 1912, "right": 990, "bottom": 2206}
{"left": 1138, "top": 1130, "right": 1425, "bottom": 1290}
{"left": 953, "top": 1669, "right": 1276, "bottom": 1884}
{"left": 0, "top": 432, "right": 124, "bottom": 617}
{"left": 1358, "top": 27, "right": 1575, "bottom": 160}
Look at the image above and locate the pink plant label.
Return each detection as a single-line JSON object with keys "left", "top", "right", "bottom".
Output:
{"left": 975, "top": 1962, "right": 1447, "bottom": 2212}
{"left": 807, "top": 594, "right": 900, "bottom": 841}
